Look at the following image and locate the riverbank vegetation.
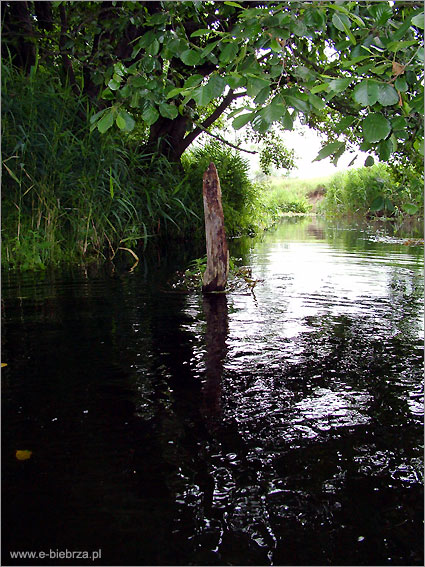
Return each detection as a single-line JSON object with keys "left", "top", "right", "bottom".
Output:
{"left": 319, "top": 163, "right": 424, "bottom": 218}
{"left": 2, "top": 1, "right": 423, "bottom": 270}
{"left": 264, "top": 163, "right": 424, "bottom": 219}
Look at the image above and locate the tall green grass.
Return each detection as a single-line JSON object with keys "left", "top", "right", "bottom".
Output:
{"left": 1, "top": 63, "right": 200, "bottom": 270}
{"left": 182, "top": 141, "right": 272, "bottom": 235}
{"left": 262, "top": 175, "right": 332, "bottom": 214}
{"left": 319, "top": 164, "right": 423, "bottom": 218}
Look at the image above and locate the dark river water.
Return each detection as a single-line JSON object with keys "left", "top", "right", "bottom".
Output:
{"left": 2, "top": 217, "right": 424, "bottom": 566}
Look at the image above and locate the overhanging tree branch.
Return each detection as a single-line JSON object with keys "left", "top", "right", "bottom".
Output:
{"left": 181, "top": 89, "right": 246, "bottom": 153}
{"left": 188, "top": 122, "right": 257, "bottom": 154}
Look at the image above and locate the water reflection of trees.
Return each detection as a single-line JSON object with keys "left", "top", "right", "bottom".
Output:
{"left": 2, "top": 224, "right": 423, "bottom": 566}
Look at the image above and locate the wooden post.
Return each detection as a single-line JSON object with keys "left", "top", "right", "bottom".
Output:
{"left": 202, "top": 162, "right": 229, "bottom": 292}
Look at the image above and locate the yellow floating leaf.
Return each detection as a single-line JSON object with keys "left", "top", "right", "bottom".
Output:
{"left": 16, "top": 450, "right": 32, "bottom": 461}
{"left": 1, "top": 363, "right": 7, "bottom": 368}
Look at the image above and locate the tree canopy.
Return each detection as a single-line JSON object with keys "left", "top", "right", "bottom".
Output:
{"left": 2, "top": 1, "right": 424, "bottom": 167}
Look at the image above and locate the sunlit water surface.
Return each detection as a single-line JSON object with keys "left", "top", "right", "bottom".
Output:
{"left": 2, "top": 217, "right": 424, "bottom": 565}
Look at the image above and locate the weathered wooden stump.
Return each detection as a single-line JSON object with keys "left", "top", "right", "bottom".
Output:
{"left": 202, "top": 162, "right": 229, "bottom": 292}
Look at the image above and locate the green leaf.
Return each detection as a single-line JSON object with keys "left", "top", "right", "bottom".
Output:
{"left": 411, "top": 92, "right": 424, "bottom": 112}
{"left": 90, "top": 108, "right": 107, "bottom": 124}
{"left": 131, "top": 76, "right": 148, "bottom": 88}
{"left": 224, "top": 1, "right": 243, "bottom": 7}
{"left": 411, "top": 13, "right": 424, "bottom": 29}
{"left": 368, "top": 3, "right": 393, "bottom": 26}
{"left": 332, "top": 13, "right": 351, "bottom": 32}
{"left": 101, "top": 88, "right": 115, "bottom": 100}
{"left": 219, "top": 43, "right": 238, "bottom": 64}
{"left": 281, "top": 110, "right": 294, "bottom": 130}
{"left": 313, "top": 141, "right": 345, "bottom": 162}
{"left": 383, "top": 198, "right": 394, "bottom": 212}
{"left": 254, "top": 87, "right": 271, "bottom": 105}
{"left": 334, "top": 116, "right": 355, "bottom": 132}
{"left": 291, "top": 20, "right": 307, "bottom": 37}
{"left": 142, "top": 105, "right": 159, "bottom": 125}
{"left": 225, "top": 73, "right": 246, "bottom": 89}
{"left": 285, "top": 95, "right": 310, "bottom": 113}
{"left": 308, "top": 93, "right": 325, "bottom": 110}
{"left": 371, "top": 63, "right": 392, "bottom": 75}
{"left": 159, "top": 103, "right": 178, "bottom": 119}
{"left": 3, "top": 163, "right": 20, "bottom": 184}
{"left": 108, "top": 78, "right": 121, "bottom": 91}
{"left": 353, "top": 80, "right": 379, "bottom": 106}
{"left": 166, "top": 87, "right": 187, "bottom": 99}
{"left": 402, "top": 203, "right": 419, "bottom": 215}
{"left": 304, "top": 7, "right": 327, "bottom": 29}
{"left": 311, "top": 83, "right": 329, "bottom": 94}
{"left": 184, "top": 75, "right": 204, "bottom": 88}
{"left": 113, "top": 62, "right": 126, "bottom": 77}
{"left": 328, "top": 78, "right": 352, "bottom": 93}
{"left": 232, "top": 112, "right": 255, "bottom": 130}
{"left": 259, "top": 100, "right": 286, "bottom": 124}
{"left": 378, "top": 138, "right": 393, "bottom": 161}
{"left": 246, "top": 76, "right": 270, "bottom": 97}
{"left": 115, "top": 110, "right": 135, "bottom": 132}
{"left": 208, "top": 74, "right": 226, "bottom": 98}
{"left": 180, "top": 49, "right": 201, "bottom": 66}
{"left": 370, "top": 195, "right": 384, "bottom": 211}
{"left": 109, "top": 167, "right": 114, "bottom": 198}
{"left": 97, "top": 109, "right": 115, "bottom": 133}
{"left": 146, "top": 39, "right": 160, "bottom": 56}
{"left": 270, "top": 38, "right": 283, "bottom": 52}
{"left": 377, "top": 84, "right": 399, "bottom": 106}
{"left": 341, "top": 56, "right": 369, "bottom": 68}
{"left": 364, "top": 155, "right": 375, "bottom": 167}
{"left": 392, "top": 16, "right": 414, "bottom": 41}
{"left": 391, "top": 116, "right": 407, "bottom": 130}
{"left": 387, "top": 40, "right": 418, "bottom": 52}
{"left": 134, "top": 30, "right": 156, "bottom": 50}
{"left": 201, "top": 40, "right": 221, "bottom": 57}
{"left": 362, "top": 113, "right": 391, "bottom": 143}
{"left": 191, "top": 84, "right": 214, "bottom": 106}
{"left": 190, "top": 29, "right": 211, "bottom": 37}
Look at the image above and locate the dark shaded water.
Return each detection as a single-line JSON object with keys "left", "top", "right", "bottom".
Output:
{"left": 2, "top": 217, "right": 424, "bottom": 566}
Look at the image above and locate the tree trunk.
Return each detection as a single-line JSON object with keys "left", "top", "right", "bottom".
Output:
{"left": 147, "top": 115, "right": 190, "bottom": 162}
{"left": 202, "top": 163, "right": 229, "bottom": 293}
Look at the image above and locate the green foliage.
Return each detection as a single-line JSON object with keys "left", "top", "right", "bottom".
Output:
{"left": 262, "top": 177, "right": 323, "bottom": 215}
{"left": 182, "top": 141, "right": 268, "bottom": 235}
{"left": 1, "top": 64, "right": 198, "bottom": 270}
{"left": 319, "top": 164, "right": 423, "bottom": 218}
{"left": 172, "top": 255, "right": 261, "bottom": 293}
{"left": 3, "top": 1, "right": 422, "bottom": 163}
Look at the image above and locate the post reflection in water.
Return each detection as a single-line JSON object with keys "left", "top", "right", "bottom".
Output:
{"left": 201, "top": 294, "right": 229, "bottom": 429}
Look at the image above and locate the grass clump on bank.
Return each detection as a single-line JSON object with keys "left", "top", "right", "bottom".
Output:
{"left": 318, "top": 164, "right": 423, "bottom": 218}
{"left": 182, "top": 141, "right": 273, "bottom": 236}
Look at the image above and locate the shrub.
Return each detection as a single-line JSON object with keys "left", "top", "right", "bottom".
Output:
{"left": 182, "top": 141, "right": 268, "bottom": 235}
